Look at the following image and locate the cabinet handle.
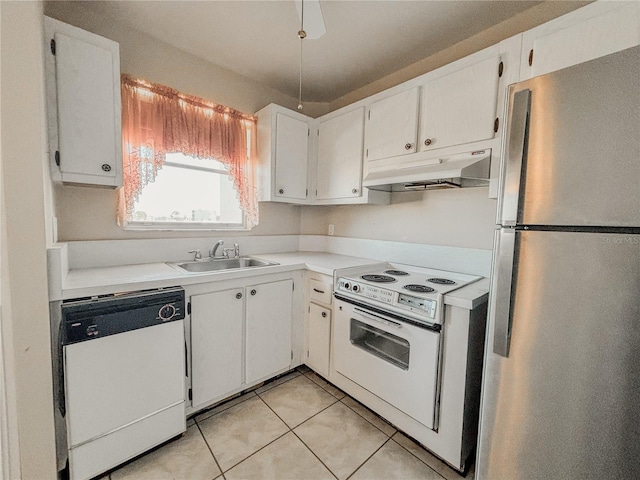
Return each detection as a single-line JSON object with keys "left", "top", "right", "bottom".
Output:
{"left": 351, "top": 188, "right": 359, "bottom": 194}
{"left": 424, "top": 138, "right": 433, "bottom": 146}
{"left": 313, "top": 288, "right": 325, "bottom": 294}
{"left": 101, "top": 164, "right": 112, "bottom": 172}
{"left": 321, "top": 312, "right": 327, "bottom": 318}
{"left": 250, "top": 289, "right": 257, "bottom": 296}
{"left": 236, "top": 292, "right": 242, "bottom": 299}
{"left": 278, "top": 188, "right": 284, "bottom": 194}
{"left": 404, "top": 143, "right": 412, "bottom": 150}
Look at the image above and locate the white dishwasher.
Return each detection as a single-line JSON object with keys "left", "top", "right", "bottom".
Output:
{"left": 57, "top": 287, "right": 186, "bottom": 480}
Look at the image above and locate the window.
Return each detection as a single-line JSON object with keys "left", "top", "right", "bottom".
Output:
{"left": 127, "top": 153, "right": 246, "bottom": 230}
{"left": 117, "top": 75, "right": 259, "bottom": 230}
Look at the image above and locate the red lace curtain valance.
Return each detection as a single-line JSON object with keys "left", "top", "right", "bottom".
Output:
{"left": 117, "top": 74, "right": 259, "bottom": 227}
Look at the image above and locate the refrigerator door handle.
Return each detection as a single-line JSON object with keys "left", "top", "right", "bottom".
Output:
{"left": 500, "top": 88, "right": 531, "bottom": 227}
{"left": 493, "top": 228, "right": 517, "bottom": 357}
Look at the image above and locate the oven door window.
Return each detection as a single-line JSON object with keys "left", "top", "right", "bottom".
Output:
{"left": 350, "top": 319, "right": 410, "bottom": 370}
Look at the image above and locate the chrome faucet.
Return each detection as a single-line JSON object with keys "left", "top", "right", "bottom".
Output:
{"left": 209, "top": 240, "right": 225, "bottom": 259}
{"left": 222, "top": 243, "right": 240, "bottom": 259}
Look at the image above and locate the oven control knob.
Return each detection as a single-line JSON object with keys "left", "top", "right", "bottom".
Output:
{"left": 352, "top": 284, "right": 360, "bottom": 293}
{"left": 159, "top": 303, "right": 176, "bottom": 321}
{"left": 343, "top": 282, "right": 351, "bottom": 290}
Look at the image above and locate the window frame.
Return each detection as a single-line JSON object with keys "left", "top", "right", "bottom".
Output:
{"left": 123, "top": 153, "right": 250, "bottom": 232}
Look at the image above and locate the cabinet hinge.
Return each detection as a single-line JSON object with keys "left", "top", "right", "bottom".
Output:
{"left": 188, "top": 388, "right": 192, "bottom": 401}
{"left": 368, "top": 110, "right": 371, "bottom": 120}
{"left": 187, "top": 302, "right": 191, "bottom": 315}
{"left": 498, "top": 61, "right": 504, "bottom": 78}
{"left": 54, "top": 151, "right": 60, "bottom": 167}
{"left": 307, "top": 350, "right": 309, "bottom": 358}
{"left": 305, "top": 189, "right": 308, "bottom": 198}
{"left": 308, "top": 129, "right": 310, "bottom": 137}
{"left": 50, "top": 38, "right": 56, "bottom": 55}
{"left": 308, "top": 305, "right": 310, "bottom": 313}
{"left": 292, "top": 282, "right": 295, "bottom": 291}
{"left": 366, "top": 149, "right": 368, "bottom": 158}
{"left": 528, "top": 49, "right": 534, "bottom": 67}
{"left": 291, "top": 351, "right": 294, "bottom": 360}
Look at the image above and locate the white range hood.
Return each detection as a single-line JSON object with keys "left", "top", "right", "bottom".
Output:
{"left": 363, "top": 149, "right": 491, "bottom": 192}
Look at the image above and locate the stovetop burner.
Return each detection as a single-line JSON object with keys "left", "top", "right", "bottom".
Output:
{"left": 361, "top": 274, "right": 396, "bottom": 283}
{"left": 403, "top": 284, "right": 436, "bottom": 293}
{"left": 384, "top": 270, "right": 409, "bottom": 276}
{"left": 428, "top": 278, "right": 456, "bottom": 285}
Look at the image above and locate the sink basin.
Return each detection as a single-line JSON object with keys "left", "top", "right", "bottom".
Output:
{"left": 169, "top": 257, "right": 278, "bottom": 274}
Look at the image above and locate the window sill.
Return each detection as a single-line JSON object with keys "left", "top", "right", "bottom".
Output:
{"left": 123, "top": 221, "right": 251, "bottom": 232}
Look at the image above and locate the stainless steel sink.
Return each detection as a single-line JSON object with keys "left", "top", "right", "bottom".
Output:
{"left": 168, "top": 257, "right": 278, "bottom": 274}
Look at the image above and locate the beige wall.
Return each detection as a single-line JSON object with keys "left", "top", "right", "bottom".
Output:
{"left": 330, "top": 1, "right": 590, "bottom": 110}
{"left": 44, "top": 1, "right": 317, "bottom": 242}
{"left": 0, "top": 1, "right": 57, "bottom": 477}
{"left": 43, "top": 1, "right": 585, "bottom": 249}
{"left": 301, "top": 188, "right": 497, "bottom": 250}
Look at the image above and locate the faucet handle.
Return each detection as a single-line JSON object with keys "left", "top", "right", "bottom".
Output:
{"left": 234, "top": 243, "right": 240, "bottom": 258}
{"left": 188, "top": 250, "right": 202, "bottom": 261}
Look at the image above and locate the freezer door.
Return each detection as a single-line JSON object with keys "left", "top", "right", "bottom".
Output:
{"left": 478, "top": 230, "right": 640, "bottom": 479}
{"left": 500, "top": 46, "right": 640, "bottom": 227}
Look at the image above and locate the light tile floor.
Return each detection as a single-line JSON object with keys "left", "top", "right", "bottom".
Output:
{"left": 106, "top": 368, "right": 474, "bottom": 480}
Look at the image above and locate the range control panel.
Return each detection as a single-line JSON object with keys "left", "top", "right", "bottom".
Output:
{"left": 398, "top": 294, "right": 437, "bottom": 319}
{"left": 337, "top": 278, "right": 394, "bottom": 305}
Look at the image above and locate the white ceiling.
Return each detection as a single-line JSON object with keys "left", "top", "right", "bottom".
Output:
{"left": 66, "top": 1, "right": 576, "bottom": 102}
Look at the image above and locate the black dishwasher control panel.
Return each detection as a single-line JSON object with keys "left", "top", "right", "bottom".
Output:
{"left": 61, "top": 287, "right": 185, "bottom": 345}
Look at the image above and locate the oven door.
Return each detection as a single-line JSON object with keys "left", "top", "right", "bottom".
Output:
{"left": 333, "top": 297, "right": 442, "bottom": 430}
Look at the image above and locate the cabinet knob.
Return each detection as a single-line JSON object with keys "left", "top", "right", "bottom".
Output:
{"left": 352, "top": 188, "right": 359, "bottom": 194}
{"left": 236, "top": 292, "right": 242, "bottom": 299}
{"left": 404, "top": 143, "right": 412, "bottom": 150}
{"left": 321, "top": 312, "right": 327, "bottom": 318}
{"left": 250, "top": 289, "right": 257, "bottom": 296}
{"left": 278, "top": 188, "right": 284, "bottom": 194}
{"left": 424, "top": 138, "right": 433, "bottom": 146}
{"left": 101, "top": 164, "right": 112, "bottom": 172}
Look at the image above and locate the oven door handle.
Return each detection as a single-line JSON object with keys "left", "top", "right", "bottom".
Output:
{"left": 353, "top": 307, "right": 402, "bottom": 329}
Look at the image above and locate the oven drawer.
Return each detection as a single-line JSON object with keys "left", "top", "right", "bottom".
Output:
{"left": 333, "top": 300, "right": 441, "bottom": 429}
{"left": 309, "top": 278, "right": 332, "bottom": 305}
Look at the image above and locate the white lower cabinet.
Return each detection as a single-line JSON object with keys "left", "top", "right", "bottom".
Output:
{"left": 304, "top": 274, "right": 333, "bottom": 378}
{"left": 190, "top": 288, "right": 244, "bottom": 408}
{"left": 306, "top": 303, "right": 331, "bottom": 378}
{"left": 246, "top": 280, "right": 293, "bottom": 384}
{"left": 190, "top": 279, "right": 293, "bottom": 410}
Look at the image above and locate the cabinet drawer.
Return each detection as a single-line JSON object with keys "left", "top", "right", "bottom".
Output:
{"left": 309, "top": 279, "right": 332, "bottom": 305}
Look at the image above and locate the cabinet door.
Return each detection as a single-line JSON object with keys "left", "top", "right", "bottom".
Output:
{"left": 316, "top": 108, "right": 364, "bottom": 200}
{"left": 191, "top": 289, "right": 244, "bottom": 408}
{"left": 45, "top": 17, "right": 122, "bottom": 187}
{"left": 306, "top": 303, "right": 331, "bottom": 378}
{"left": 365, "top": 87, "right": 419, "bottom": 162}
{"left": 275, "top": 113, "right": 309, "bottom": 200}
{"left": 246, "top": 280, "right": 293, "bottom": 384}
{"left": 420, "top": 55, "right": 499, "bottom": 152}
{"left": 520, "top": 1, "right": 640, "bottom": 80}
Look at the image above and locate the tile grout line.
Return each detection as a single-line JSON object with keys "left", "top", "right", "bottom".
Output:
{"left": 289, "top": 428, "right": 340, "bottom": 480}
{"left": 389, "top": 434, "right": 449, "bottom": 480}
{"left": 344, "top": 436, "right": 392, "bottom": 480}
{"left": 194, "top": 420, "right": 226, "bottom": 479}
{"left": 338, "top": 396, "right": 396, "bottom": 438}
{"left": 256, "top": 392, "right": 340, "bottom": 479}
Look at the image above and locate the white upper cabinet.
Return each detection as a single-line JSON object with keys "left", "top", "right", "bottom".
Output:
{"left": 316, "top": 108, "right": 364, "bottom": 200}
{"left": 365, "top": 87, "right": 420, "bottom": 162}
{"left": 420, "top": 55, "right": 500, "bottom": 152}
{"left": 256, "top": 104, "right": 310, "bottom": 204}
{"left": 44, "top": 16, "right": 122, "bottom": 188}
{"left": 520, "top": 1, "right": 640, "bottom": 81}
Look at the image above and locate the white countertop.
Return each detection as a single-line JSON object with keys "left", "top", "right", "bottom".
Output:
{"left": 60, "top": 251, "right": 489, "bottom": 310}
{"left": 61, "top": 252, "right": 377, "bottom": 299}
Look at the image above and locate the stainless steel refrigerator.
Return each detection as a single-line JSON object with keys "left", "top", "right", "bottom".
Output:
{"left": 477, "top": 45, "right": 640, "bottom": 480}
